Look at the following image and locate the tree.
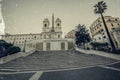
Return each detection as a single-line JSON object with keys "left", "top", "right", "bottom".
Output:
{"left": 7, "top": 46, "right": 21, "bottom": 55}
{"left": 94, "top": 1, "right": 116, "bottom": 51}
{"left": 0, "top": 40, "right": 21, "bottom": 58}
{"left": 75, "top": 24, "right": 91, "bottom": 47}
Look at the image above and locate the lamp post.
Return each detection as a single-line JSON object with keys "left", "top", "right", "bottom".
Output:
{"left": 23, "top": 40, "right": 26, "bottom": 52}
{"left": 13, "top": 38, "right": 15, "bottom": 45}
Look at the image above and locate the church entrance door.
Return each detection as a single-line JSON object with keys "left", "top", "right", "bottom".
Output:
{"left": 46, "top": 43, "right": 51, "bottom": 51}
{"left": 61, "top": 42, "right": 65, "bottom": 50}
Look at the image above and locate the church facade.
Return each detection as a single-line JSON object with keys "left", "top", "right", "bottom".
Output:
{"left": 1, "top": 14, "right": 74, "bottom": 51}
{"left": 42, "top": 14, "right": 62, "bottom": 39}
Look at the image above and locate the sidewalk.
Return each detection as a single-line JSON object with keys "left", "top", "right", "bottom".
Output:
{"left": 76, "top": 48, "right": 120, "bottom": 60}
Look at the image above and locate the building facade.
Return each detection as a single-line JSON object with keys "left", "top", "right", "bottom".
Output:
{"left": 90, "top": 16, "right": 120, "bottom": 49}
{"left": 65, "top": 30, "right": 75, "bottom": 39}
{"left": 42, "top": 14, "right": 62, "bottom": 39}
{"left": 111, "top": 27, "right": 120, "bottom": 50}
{"left": 1, "top": 14, "right": 73, "bottom": 51}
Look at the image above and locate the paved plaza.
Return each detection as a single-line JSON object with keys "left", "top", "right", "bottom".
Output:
{"left": 0, "top": 50, "right": 120, "bottom": 80}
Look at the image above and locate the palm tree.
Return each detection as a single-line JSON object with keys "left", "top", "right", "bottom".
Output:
{"left": 94, "top": 1, "right": 116, "bottom": 51}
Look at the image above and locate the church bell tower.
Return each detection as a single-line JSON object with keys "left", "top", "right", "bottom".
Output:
{"left": 55, "top": 18, "right": 61, "bottom": 27}
{"left": 43, "top": 18, "right": 49, "bottom": 28}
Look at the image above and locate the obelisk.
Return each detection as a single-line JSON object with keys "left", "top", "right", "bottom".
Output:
{"left": 51, "top": 13, "right": 55, "bottom": 32}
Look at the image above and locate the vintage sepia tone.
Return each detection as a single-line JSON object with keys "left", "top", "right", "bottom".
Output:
{"left": 0, "top": 0, "right": 120, "bottom": 80}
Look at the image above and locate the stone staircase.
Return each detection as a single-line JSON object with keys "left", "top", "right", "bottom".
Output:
{"left": 0, "top": 50, "right": 117, "bottom": 72}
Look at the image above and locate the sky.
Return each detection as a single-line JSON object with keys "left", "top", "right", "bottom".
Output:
{"left": 1, "top": 0, "right": 120, "bottom": 36}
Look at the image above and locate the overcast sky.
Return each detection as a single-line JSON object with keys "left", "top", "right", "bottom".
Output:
{"left": 1, "top": 0, "right": 120, "bottom": 35}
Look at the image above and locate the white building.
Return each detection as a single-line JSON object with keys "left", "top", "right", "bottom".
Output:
{"left": 93, "top": 34, "right": 108, "bottom": 43}
{"left": 1, "top": 14, "right": 74, "bottom": 51}
{"left": 90, "top": 16, "right": 120, "bottom": 49}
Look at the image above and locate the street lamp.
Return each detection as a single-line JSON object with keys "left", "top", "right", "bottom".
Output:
{"left": 23, "top": 40, "right": 26, "bottom": 52}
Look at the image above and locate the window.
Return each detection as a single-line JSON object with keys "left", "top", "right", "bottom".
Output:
{"left": 111, "top": 23, "right": 114, "bottom": 27}
{"left": 118, "top": 23, "right": 120, "bottom": 26}
{"left": 58, "top": 35, "right": 60, "bottom": 38}
{"left": 92, "top": 29, "right": 94, "bottom": 32}
{"left": 44, "top": 35, "right": 46, "bottom": 39}
{"left": 112, "top": 28, "right": 115, "bottom": 30}
{"left": 98, "top": 20, "right": 100, "bottom": 22}
{"left": 44, "top": 24, "right": 47, "bottom": 27}
{"left": 57, "top": 23, "right": 60, "bottom": 26}
{"left": 108, "top": 19, "right": 111, "bottom": 21}
{"left": 101, "top": 29, "right": 104, "bottom": 32}
{"left": 97, "top": 26, "right": 99, "bottom": 29}
{"left": 115, "top": 19, "right": 118, "bottom": 21}
{"left": 99, "top": 37, "right": 101, "bottom": 40}
{"left": 95, "top": 28, "right": 96, "bottom": 30}
{"left": 103, "top": 36, "right": 106, "bottom": 38}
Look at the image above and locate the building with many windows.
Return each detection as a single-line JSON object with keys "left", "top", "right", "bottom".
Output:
{"left": 90, "top": 16, "right": 120, "bottom": 49}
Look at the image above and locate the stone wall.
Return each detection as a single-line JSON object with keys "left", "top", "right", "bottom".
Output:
{"left": 0, "top": 50, "right": 35, "bottom": 64}
{"left": 12, "top": 39, "right": 74, "bottom": 51}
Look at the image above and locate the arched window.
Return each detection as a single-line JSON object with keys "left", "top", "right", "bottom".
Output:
{"left": 57, "top": 23, "right": 60, "bottom": 26}
{"left": 44, "top": 24, "right": 47, "bottom": 27}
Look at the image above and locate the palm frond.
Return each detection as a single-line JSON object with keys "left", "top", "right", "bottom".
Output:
{"left": 94, "top": 1, "right": 107, "bottom": 14}
{"left": 100, "top": 1, "right": 104, "bottom": 4}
